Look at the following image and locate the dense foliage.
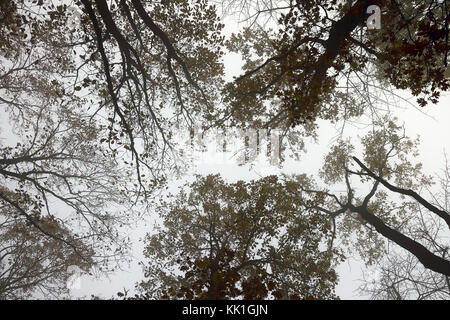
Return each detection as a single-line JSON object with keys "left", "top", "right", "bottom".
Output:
{"left": 1, "top": 0, "right": 449, "bottom": 299}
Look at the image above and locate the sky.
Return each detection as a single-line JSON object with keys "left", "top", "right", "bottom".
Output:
{"left": 68, "top": 47, "right": 450, "bottom": 299}
{"left": 68, "top": 96, "right": 450, "bottom": 299}
{"left": 68, "top": 5, "right": 450, "bottom": 300}
{"left": 2, "top": 1, "right": 450, "bottom": 300}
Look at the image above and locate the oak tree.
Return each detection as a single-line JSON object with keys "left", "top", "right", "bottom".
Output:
{"left": 222, "top": 0, "right": 450, "bottom": 130}
{"left": 301, "top": 116, "right": 450, "bottom": 281}
{"left": 0, "top": 0, "right": 138, "bottom": 289}
{"left": 359, "top": 154, "right": 450, "bottom": 300}
{"left": 136, "top": 174, "right": 343, "bottom": 300}
{"left": 0, "top": 209, "right": 93, "bottom": 299}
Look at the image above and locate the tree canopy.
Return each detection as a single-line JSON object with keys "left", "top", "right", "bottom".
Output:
{"left": 0, "top": 0, "right": 449, "bottom": 299}
{"left": 136, "top": 174, "right": 342, "bottom": 300}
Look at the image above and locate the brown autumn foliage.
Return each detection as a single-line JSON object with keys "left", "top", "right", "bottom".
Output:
{"left": 1, "top": 0, "right": 449, "bottom": 299}
{"left": 223, "top": 0, "right": 450, "bottom": 129}
{"left": 0, "top": 209, "right": 94, "bottom": 299}
{"left": 134, "top": 175, "right": 342, "bottom": 300}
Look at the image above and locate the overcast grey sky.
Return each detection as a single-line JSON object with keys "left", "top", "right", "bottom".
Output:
{"left": 2, "top": 3, "right": 448, "bottom": 300}
{"left": 68, "top": 49, "right": 450, "bottom": 298}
